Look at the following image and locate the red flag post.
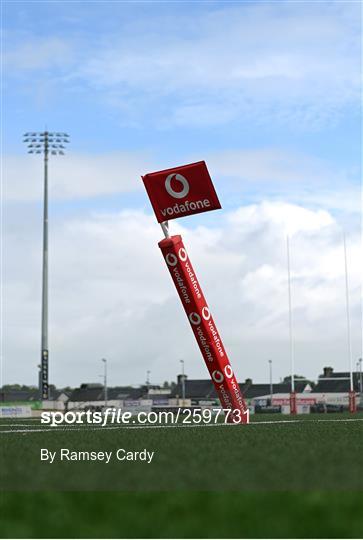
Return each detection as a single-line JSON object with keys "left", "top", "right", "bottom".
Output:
{"left": 142, "top": 161, "right": 249, "bottom": 424}
{"left": 349, "top": 390, "right": 357, "bottom": 413}
{"left": 159, "top": 235, "right": 248, "bottom": 423}
{"left": 289, "top": 391, "right": 297, "bottom": 415}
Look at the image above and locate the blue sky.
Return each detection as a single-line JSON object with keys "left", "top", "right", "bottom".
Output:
{"left": 3, "top": 1, "right": 362, "bottom": 387}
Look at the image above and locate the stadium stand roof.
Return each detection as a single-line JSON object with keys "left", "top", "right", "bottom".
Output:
{"left": 69, "top": 384, "right": 148, "bottom": 402}
{"left": 0, "top": 389, "right": 40, "bottom": 402}
{"left": 171, "top": 378, "right": 309, "bottom": 400}
{"left": 171, "top": 379, "right": 217, "bottom": 399}
{"left": 69, "top": 386, "right": 104, "bottom": 402}
{"left": 108, "top": 386, "right": 146, "bottom": 400}
{"left": 147, "top": 393, "right": 172, "bottom": 401}
{"left": 242, "top": 380, "right": 308, "bottom": 398}
{"left": 314, "top": 368, "right": 361, "bottom": 393}
{"left": 51, "top": 389, "right": 70, "bottom": 400}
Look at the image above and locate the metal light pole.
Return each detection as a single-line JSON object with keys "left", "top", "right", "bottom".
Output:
{"left": 101, "top": 358, "right": 108, "bottom": 407}
{"left": 268, "top": 359, "right": 273, "bottom": 404}
{"left": 358, "top": 358, "right": 362, "bottom": 396}
{"left": 180, "top": 359, "right": 185, "bottom": 405}
{"left": 23, "top": 131, "right": 69, "bottom": 400}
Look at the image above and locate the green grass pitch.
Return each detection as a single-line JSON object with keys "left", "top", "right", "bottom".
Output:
{"left": 1, "top": 413, "right": 363, "bottom": 537}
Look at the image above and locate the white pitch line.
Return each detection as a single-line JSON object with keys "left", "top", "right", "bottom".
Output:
{"left": 0, "top": 423, "right": 232, "bottom": 434}
{"left": 0, "top": 423, "right": 46, "bottom": 427}
{"left": 0, "top": 417, "right": 362, "bottom": 434}
{"left": 253, "top": 418, "right": 363, "bottom": 425}
{"left": 0, "top": 423, "right": 88, "bottom": 428}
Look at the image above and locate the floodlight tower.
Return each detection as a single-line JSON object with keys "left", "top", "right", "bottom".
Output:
{"left": 23, "top": 131, "right": 70, "bottom": 400}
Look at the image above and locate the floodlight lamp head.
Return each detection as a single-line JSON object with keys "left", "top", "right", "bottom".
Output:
{"left": 23, "top": 130, "right": 69, "bottom": 156}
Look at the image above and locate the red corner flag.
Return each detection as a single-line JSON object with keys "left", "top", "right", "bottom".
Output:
{"left": 142, "top": 161, "right": 221, "bottom": 223}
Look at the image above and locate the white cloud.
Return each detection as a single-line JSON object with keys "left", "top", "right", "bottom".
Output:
{"left": 4, "top": 151, "right": 153, "bottom": 201}
{"left": 206, "top": 148, "right": 338, "bottom": 184}
{"left": 3, "top": 201, "right": 361, "bottom": 388}
{"left": 4, "top": 147, "right": 359, "bottom": 218}
{"left": 227, "top": 201, "right": 334, "bottom": 237}
{"left": 203, "top": 149, "right": 360, "bottom": 216}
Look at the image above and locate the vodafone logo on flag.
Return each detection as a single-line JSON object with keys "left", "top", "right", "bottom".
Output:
{"left": 142, "top": 161, "right": 221, "bottom": 223}
{"left": 165, "top": 174, "right": 189, "bottom": 199}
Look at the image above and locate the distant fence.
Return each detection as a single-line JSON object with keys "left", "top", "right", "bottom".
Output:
{"left": 0, "top": 405, "right": 32, "bottom": 418}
